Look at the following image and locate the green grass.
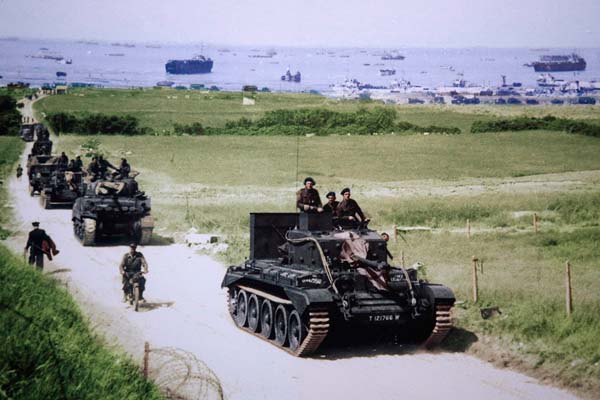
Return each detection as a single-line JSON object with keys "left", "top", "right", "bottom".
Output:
{"left": 35, "top": 88, "right": 600, "bottom": 133}
{"left": 0, "top": 245, "right": 163, "bottom": 399}
{"left": 0, "top": 137, "right": 24, "bottom": 238}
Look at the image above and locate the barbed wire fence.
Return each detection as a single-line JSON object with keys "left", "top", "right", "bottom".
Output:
{"left": 144, "top": 343, "right": 224, "bottom": 400}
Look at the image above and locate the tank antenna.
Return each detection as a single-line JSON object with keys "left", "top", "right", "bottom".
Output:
{"left": 295, "top": 131, "right": 300, "bottom": 201}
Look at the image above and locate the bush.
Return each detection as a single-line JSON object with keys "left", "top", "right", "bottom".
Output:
{"left": 45, "top": 112, "right": 149, "bottom": 135}
{"left": 0, "top": 95, "right": 21, "bottom": 136}
{"left": 471, "top": 115, "right": 600, "bottom": 137}
{"left": 173, "top": 122, "right": 205, "bottom": 135}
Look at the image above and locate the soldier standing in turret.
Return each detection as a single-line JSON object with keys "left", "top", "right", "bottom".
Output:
{"left": 322, "top": 191, "right": 339, "bottom": 214}
{"left": 296, "top": 177, "right": 323, "bottom": 213}
{"left": 336, "top": 188, "right": 368, "bottom": 224}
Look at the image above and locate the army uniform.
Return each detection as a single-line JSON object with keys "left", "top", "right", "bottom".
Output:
{"left": 336, "top": 198, "right": 366, "bottom": 221}
{"left": 323, "top": 200, "right": 339, "bottom": 214}
{"left": 25, "top": 225, "right": 52, "bottom": 269}
{"left": 87, "top": 160, "right": 100, "bottom": 181}
{"left": 73, "top": 157, "right": 83, "bottom": 172}
{"left": 118, "top": 159, "right": 131, "bottom": 179}
{"left": 119, "top": 250, "right": 148, "bottom": 299}
{"left": 296, "top": 188, "right": 322, "bottom": 212}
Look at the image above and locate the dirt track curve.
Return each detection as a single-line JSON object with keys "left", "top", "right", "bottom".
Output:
{"left": 3, "top": 107, "right": 580, "bottom": 399}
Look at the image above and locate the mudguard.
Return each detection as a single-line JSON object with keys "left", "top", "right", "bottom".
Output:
{"left": 422, "top": 284, "right": 455, "bottom": 303}
{"left": 284, "top": 287, "right": 334, "bottom": 316}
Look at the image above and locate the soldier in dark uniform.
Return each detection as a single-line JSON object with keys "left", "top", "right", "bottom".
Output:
{"left": 87, "top": 157, "right": 101, "bottom": 181}
{"left": 24, "top": 222, "right": 56, "bottom": 270}
{"left": 322, "top": 191, "right": 339, "bottom": 214}
{"left": 296, "top": 177, "right": 323, "bottom": 213}
{"left": 16, "top": 164, "right": 23, "bottom": 179}
{"left": 336, "top": 188, "right": 368, "bottom": 225}
{"left": 119, "top": 243, "right": 149, "bottom": 303}
{"left": 98, "top": 155, "right": 117, "bottom": 179}
{"left": 58, "top": 152, "right": 69, "bottom": 167}
{"left": 73, "top": 156, "right": 83, "bottom": 172}
{"left": 117, "top": 158, "right": 131, "bottom": 179}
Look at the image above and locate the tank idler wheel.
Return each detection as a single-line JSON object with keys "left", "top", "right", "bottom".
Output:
{"left": 247, "top": 294, "right": 260, "bottom": 333}
{"left": 260, "top": 299, "right": 274, "bottom": 339}
{"left": 274, "top": 305, "right": 289, "bottom": 347}
{"left": 235, "top": 290, "right": 249, "bottom": 327}
{"left": 288, "top": 310, "right": 307, "bottom": 352}
{"left": 227, "top": 288, "right": 237, "bottom": 320}
{"left": 82, "top": 218, "right": 96, "bottom": 246}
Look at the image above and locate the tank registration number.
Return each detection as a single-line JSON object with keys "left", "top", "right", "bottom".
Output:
{"left": 369, "top": 314, "right": 400, "bottom": 322}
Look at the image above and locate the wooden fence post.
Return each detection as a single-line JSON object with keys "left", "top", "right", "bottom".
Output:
{"left": 467, "top": 219, "right": 471, "bottom": 239}
{"left": 472, "top": 256, "right": 479, "bottom": 303}
{"left": 143, "top": 342, "right": 150, "bottom": 378}
{"left": 533, "top": 213, "right": 539, "bottom": 233}
{"left": 565, "top": 261, "right": 573, "bottom": 317}
{"left": 393, "top": 224, "right": 398, "bottom": 242}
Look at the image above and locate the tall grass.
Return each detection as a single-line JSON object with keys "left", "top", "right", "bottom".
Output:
{"left": 0, "top": 245, "right": 163, "bottom": 399}
{"left": 0, "top": 138, "right": 24, "bottom": 238}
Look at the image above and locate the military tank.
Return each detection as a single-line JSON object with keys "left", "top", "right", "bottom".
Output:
{"left": 40, "top": 170, "right": 85, "bottom": 209}
{"left": 27, "top": 155, "right": 60, "bottom": 196}
{"left": 71, "top": 175, "right": 153, "bottom": 246}
{"left": 222, "top": 212, "right": 455, "bottom": 357}
{"left": 19, "top": 123, "right": 35, "bottom": 142}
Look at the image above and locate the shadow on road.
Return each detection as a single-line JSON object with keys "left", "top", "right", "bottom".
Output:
{"left": 139, "top": 301, "right": 175, "bottom": 312}
{"left": 311, "top": 327, "right": 479, "bottom": 360}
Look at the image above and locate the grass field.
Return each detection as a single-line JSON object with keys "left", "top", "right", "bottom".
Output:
{"left": 0, "top": 137, "right": 24, "bottom": 238}
{"left": 35, "top": 87, "right": 600, "bottom": 133}
{"left": 36, "top": 89, "right": 600, "bottom": 395}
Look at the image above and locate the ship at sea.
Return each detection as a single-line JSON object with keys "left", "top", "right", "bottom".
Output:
{"left": 529, "top": 54, "right": 586, "bottom": 72}
{"left": 165, "top": 55, "right": 213, "bottom": 74}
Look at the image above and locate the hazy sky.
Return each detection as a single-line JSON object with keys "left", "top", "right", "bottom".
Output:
{"left": 1, "top": 0, "right": 598, "bottom": 47}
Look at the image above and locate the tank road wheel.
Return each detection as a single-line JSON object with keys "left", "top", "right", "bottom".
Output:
{"left": 247, "top": 294, "right": 260, "bottom": 333}
{"left": 82, "top": 218, "right": 96, "bottom": 246}
{"left": 260, "top": 299, "right": 274, "bottom": 339}
{"left": 274, "top": 305, "right": 289, "bottom": 347}
{"left": 235, "top": 290, "right": 249, "bottom": 327}
{"left": 288, "top": 310, "right": 307, "bottom": 352}
{"left": 138, "top": 216, "right": 154, "bottom": 245}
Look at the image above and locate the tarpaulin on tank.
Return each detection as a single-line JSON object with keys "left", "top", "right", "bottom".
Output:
{"left": 334, "top": 231, "right": 389, "bottom": 291}
{"left": 95, "top": 181, "right": 125, "bottom": 195}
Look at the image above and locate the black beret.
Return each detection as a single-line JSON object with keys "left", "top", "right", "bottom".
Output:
{"left": 129, "top": 243, "right": 138, "bottom": 248}
{"left": 304, "top": 177, "right": 315, "bottom": 185}
{"left": 326, "top": 191, "right": 336, "bottom": 198}
{"left": 32, "top": 221, "right": 40, "bottom": 227}
{"left": 341, "top": 187, "right": 351, "bottom": 195}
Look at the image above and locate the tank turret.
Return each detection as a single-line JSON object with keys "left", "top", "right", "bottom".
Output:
{"left": 222, "top": 212, "right": 455, "bottom": 356}
{"left": 71, "top": 175, "right": 153, "bottom": 246}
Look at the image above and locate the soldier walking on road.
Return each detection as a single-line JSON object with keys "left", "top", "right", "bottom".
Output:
{"left": 296, "top": 177, "right": 323, "bottom": 213}
{"left": 16, "top": 164, "right": 23, "bottom": 179}
{"left": 24, "top": 222, "right": 59, "bottom": 270}
{"left": 119, "top": 243, "right": 149, "bottom": 303}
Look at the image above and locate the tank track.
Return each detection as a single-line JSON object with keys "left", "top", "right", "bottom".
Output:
{"left": 422, "top": 304, "right": 453, "bottom": 348}
{"left": 227, "top": 286, "right": 329, "bottom": 357}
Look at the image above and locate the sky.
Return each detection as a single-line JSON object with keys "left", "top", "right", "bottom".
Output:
{"left": 0, "top": 0, "right": 599, "bottom": 47}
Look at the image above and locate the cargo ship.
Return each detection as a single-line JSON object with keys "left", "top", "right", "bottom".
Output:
{"left": 530, "top": 54, "right": 586, "bottom": 72}
{"left": 165, "top": 55, "right": 213, "bottom": 74}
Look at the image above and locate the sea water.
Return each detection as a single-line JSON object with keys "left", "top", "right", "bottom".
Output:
{"left": 1, "top": 38, "right": 599, "bottom": 94}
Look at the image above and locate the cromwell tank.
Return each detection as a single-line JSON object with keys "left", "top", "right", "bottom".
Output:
{"left": 222, "top": 212, "right": 455, "bottom": 357}
{"left": 40, "top": 170, "right": 85, "bottom": 209}
{"left": 71, "top": 175, "right": 153, "bottom": 246}
{"left": 19, "top": 123, "right": 35, "bottom": 142}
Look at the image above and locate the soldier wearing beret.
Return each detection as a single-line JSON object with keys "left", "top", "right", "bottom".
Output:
{"left": 336, "top": 188, "right": 368, "bottom": 224}
{"left": 322, "top": 191, "right": 339, "bottom": 214}
{"left": 24, "top": 222, "right": 57, "bottom": 270}
{"left": 296, "top": 177, "right": 323, "bottom": 213}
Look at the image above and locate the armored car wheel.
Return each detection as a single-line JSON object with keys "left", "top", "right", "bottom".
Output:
{"left": 288, "top": 310, "right": 307, "bottom": 352}
{"left": 247, "top": 294, "right": 260, "bottom": 332}
{"left": 82, "top": 218, "right": 96, "bottom": 246}
{"left": 274, "top": 305, "right": 288, "bottom": 346}
{"left": 260, "top": 299, "right": 274, "bottom": 339}
{"left": 235, "top": 290, "right": 249, "bottom": 327}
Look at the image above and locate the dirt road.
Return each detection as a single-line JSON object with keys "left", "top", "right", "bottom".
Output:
{"left": 4, "top": 144, "right": 579, "bottom": 398}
